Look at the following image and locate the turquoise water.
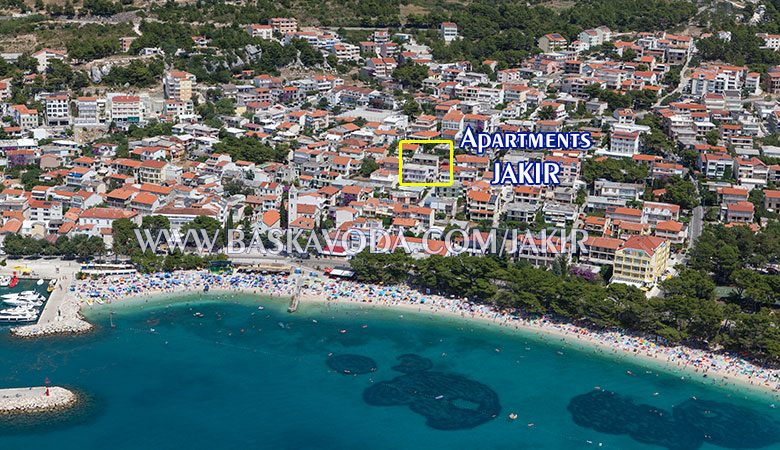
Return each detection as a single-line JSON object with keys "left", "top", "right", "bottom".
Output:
{"left": 2, "top": 293, "right": 780, "bottom": 450}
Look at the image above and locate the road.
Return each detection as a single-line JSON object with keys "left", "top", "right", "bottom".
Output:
{"left": 653, "top": 51, "right": 693, "bottom": 108}
{"left": 650, "top": 3, "right": 709, "bottom": 108}
{"left": 688, "top": 205, "right": 704, "bottom": 250}
{"left": 227, "top": 252, "right": 350, "bottom": 271}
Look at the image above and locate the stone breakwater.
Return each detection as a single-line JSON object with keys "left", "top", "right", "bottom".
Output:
{"left": 11, "top": 317, "right": 93, "bottom": 338}
{"left": 0, "top": 387, "right": 76, "bottom": 413}
{"left": 11, "top": 282, "right": 93, "bottom": 338}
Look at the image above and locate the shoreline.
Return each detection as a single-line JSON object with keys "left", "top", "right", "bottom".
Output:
{"left": 81, "top": 286, "right": 290, "bottom": 312}
{"left": 18, "top": 269, "right": 780, "bottom": 400}
{"left": 300, "top": 293, "right": 780, "bottom": 400}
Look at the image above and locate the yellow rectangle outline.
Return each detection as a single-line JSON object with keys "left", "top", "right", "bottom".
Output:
{"left": 398, "top": 140, "right": 454, "bottom": 186}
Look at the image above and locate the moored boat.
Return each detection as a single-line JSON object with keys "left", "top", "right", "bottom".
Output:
{"left": 3, "top": 298, "right": 42, "bottom": 307}
{"left": 0, "top": 311, "right": 38, "bottom": 322}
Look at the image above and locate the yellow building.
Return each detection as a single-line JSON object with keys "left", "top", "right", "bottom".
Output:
{"left": 611, "top": 235, "right": 670, "bottom": 287}
{"left": 537, "top": 33, "right": 568, "bottom": 53}
{"left": 138, "top": 160, "right": 169, "bottom": 185}
{"left": 164, "top": 71, "right": 196, "bottom": 101}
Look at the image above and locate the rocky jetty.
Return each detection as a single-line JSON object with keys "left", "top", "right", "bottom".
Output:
{"left": 11, "top": 318, "right": 93, "bottom": 337}
{"left": 0, "top": 387, "right": 76, "bottom": 413}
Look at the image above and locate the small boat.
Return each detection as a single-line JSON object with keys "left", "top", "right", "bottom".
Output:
{"left": 9, "top": 277, "right": 17, "bottom": 288}
{"left": 36, "top": 279, "right": 44, "bottom": 286}
{"left": 0, "top": 276, "right": 9, "bottom": 287}
{"left": 435, "top": 395, "right": 444, "bottom": 400}
{"left": 47, "top": 285, "right": 54, "bottom": 293}
{"left": 48, "top": 279, "right": 57, "bottom": 287}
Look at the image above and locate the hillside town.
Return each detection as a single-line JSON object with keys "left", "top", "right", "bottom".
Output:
{"left": 0, "top": 5, "right": 778, "bottom": 300}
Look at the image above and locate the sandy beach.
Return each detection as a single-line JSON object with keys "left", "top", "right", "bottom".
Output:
{"left": 50, "top": 269, "right": 780, "bottom": 400}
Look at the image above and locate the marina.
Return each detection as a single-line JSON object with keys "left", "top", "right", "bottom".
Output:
{"left": 0, "top": 277, "right": 53, "bottom": 324}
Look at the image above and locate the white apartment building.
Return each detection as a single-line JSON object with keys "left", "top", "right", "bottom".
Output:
{"left": 247, "top": 24, "right": 273, "bottom": 39}
{"left": 163, "top": 99, "right": 194, "bottom": 119}
{"left": 10, "top": 105, "right": 39, "bottom": 130}
{"left": 29, "top": 199, "right": 63, "bottom": 223}
{"left": 109, "top": 95, "right": 143, "bottom": 126}
{"left": 757, "top": 33, "right": 780, "bottom": 50}
{"left": 577, "top": 27, "right": 611, "bottom": 49}
{"left": 401, "top": 163, "right": 435, "bottom": 184}
{"left": 32, "top": 48, "right": 65, "bottom": 71}
{"left": 597, "top": 130, "right": 640, "bottom": 158}
{"left": 75, "top": 96, "right": 107, "bottom": 126}
{"left": 688, "top": 65, "right": 745, "bottom": 95}
{"left": 45, "top": 94, "right": 70, "bottom": 127}
{"left": 440, "top": 23, "right": 458, "bottom": 42}
{"left": 331, "top": 44, "right": 359, "bottom": 62}
{"left": 698, "top": 152, "right": 733, "bottom": 178}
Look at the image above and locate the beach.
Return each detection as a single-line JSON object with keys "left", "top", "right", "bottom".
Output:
{"left": 50, "top": 269, "right": 780, "bottom": 399}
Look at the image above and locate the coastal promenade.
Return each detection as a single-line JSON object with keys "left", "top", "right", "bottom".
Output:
{"left": 0, "top": 386, "right": 76, "bottom": 413}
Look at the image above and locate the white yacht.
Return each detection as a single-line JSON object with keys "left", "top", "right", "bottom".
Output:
{"left": 3, "top": 296, "right": 42, "bottom": 306}
{"left": 0, "top": 305, "right": 35, "bottom": 315}
{"left": 2, "top": 291, "right": 43, "bottom": 301}
{"left": 0, "top": 311, "right": 38, "bottom": 322}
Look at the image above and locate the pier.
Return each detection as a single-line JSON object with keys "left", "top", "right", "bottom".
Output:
{"left": 0, "top": 386, "right": 76, "bottom": 413}
{"left": 287, "top": 276, "right": 303, "bottom": 313}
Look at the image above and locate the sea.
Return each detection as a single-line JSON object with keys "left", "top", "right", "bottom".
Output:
{"left": 1, "top": 292, "right": 779, "bottom": 450}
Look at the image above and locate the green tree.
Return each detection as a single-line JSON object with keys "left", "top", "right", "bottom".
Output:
{"left": 393, "top": 62, "right": 428, "bottom": 89}
{"left": 359, "top": 157, "right": 379, "bottom": 177}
